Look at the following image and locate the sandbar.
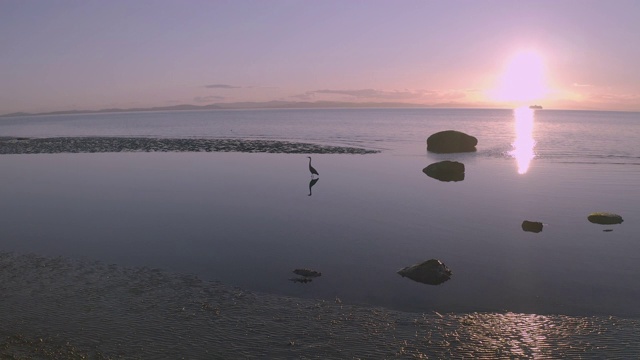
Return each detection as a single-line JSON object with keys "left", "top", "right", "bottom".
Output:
{"left": 0, "top": 137, "right": 380, "bottom": 155}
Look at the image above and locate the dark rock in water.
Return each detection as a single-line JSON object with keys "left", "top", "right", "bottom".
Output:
{"left": 603, "top": 229, "right": 614, "bottom": 232}
{"left": 427, "top": 130, "right": 478, "bottom": 153}
{"left": 289, "top": 277, "right": 313, "bottom": 284}
{"left": 293, "top": 268, "right": 322, "bottom": 278}
{"left": 522, "top": 220, "right": 543, "bottom": 233}
{"left": 588, "top": 212, "right": 624, "bottom": 225}
{"left": 423, "top": 161, "right": 465, "bottom": 182}
{"left": 397, "top": 259, "right": 452, "bottom": 285}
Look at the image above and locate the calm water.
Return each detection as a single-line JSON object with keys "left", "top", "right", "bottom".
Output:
{"left": 1, "top": 108, "right": 639, "bottom": 316}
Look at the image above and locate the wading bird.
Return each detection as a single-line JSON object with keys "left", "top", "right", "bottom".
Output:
{"left": 307, "top": 156, "right": 319, "bottom": 178}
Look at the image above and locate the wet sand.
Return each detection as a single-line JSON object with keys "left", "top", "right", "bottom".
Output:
{"left": 0, "top": 137, "right": 379, "bottom": 155}
{"left": 1, "top": 252, "right": 639, "bottom": 359}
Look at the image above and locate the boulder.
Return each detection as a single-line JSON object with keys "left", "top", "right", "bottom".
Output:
{"left": 427, "top": 130, "right": 478, "bottom": 153}
{"left": 423, "top": 161, "right": 465, "bottom": 182}
{"left": 397, "top": 259, "right": 452, "bottom": 285}
{"left": 587, "top": 212, "right": 623, "bottom": 225}
{"left": 521, "top": 220, "right": 543, "bottom": 233}
{"left": 293, "top": 268, "right": 322, "bottom": 278}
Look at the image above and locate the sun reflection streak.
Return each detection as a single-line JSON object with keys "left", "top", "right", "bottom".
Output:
{"left": 510, "top": 106, "right": 536, "bottom": 174}
{"left": 402, "top": 311, "right": 638, "bottom": 358}
{"left": 452, "top": 313, "right": 555, "bottom": 358}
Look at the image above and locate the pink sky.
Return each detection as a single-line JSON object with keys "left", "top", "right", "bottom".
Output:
{"left": 1, "top": 0, "right": 639, "bottom": 114}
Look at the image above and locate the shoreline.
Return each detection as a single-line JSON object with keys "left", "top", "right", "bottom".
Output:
{"left": 0, "top": 136, "right": 380, "bottom": 155}
{"left": 1, "top": 252, "right": 639, "bottom": 358}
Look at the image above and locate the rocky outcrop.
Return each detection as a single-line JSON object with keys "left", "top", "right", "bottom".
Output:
{"left": 423, "top": 161, "right": 465, "bottom": 182}
{"left": 587, "top": 212, "right": 624, "bottom": 225}
{"left": 290, "top": 268, "right": 322, "bottom": 284}
{"left": 397, "top": 259, "right": 452, "bottom": 285}
{"left": 521, "top": 220, "right": 543, "bottom": 233}
{"left": 293, "top": 268, "right": 322, "bottom": 278}
{"left": 426, "top": 130, "right": 478, "bottom": 153}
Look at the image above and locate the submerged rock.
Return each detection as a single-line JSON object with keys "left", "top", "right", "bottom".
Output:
{"left": 397, "top": 259, "right": 452, "bottom": 285}
{"left": 423, "top": 161, "right": 465, "bottom": 182}
{"left": 427, "top": 130, "right": 478, "bottom": 153}
{"left": 293, "top": 268, "right": 322, "bottom": 278}
{"left": 521, "top": 220, "right": 543, "bottom": 233}
{"left": 290, "top": 268, "right": 321, "bottom": 283}
{"left": 588, "top": 212, "right": 624, "bottom": 225}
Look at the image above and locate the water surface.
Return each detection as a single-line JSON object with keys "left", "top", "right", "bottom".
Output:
{"left": 0, "top": 108, "right": 638, "bottom": 316}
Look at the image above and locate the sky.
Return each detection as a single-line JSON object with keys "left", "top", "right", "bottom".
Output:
{"left": 1, "top": 0, "right": 640, "bottom": 114}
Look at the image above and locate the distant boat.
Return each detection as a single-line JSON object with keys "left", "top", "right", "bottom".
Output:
{"left": 529, "top": 105, "right": 543, "bottom": 109}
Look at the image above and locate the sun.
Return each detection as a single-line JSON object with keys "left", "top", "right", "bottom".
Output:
{"left": 489, "top": 49, "right": 549, "bottom": 104}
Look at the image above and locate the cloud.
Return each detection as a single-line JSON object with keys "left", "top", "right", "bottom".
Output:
{"left": 289, "top": 92, "right": 315, "bottom": 101}
{"left": 571, "top": 84, "right": 640, "bottom": 104}
{"left": 194, "top": 95, "right": 225, "bottom": 103}
{"left": 561, "top": 86, "right": 640, "bottom": 110}
{"left": 204, "top": 84, "right": 242, "bottom": 89}
{"left": 590, "top": 92, "right": 640, "bottom": 102}
{"left": 313, "top": 89, "right": 421, "bottom": 100}
{"left": 291, "top": 88, "right": 471, "bottom": 102}
{"left": 435, "top": 91, "right": 467, "bottom": 100}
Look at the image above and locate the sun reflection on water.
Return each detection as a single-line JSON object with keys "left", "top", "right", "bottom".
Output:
{"left": 510, "top": 106, "right": 536, "bottom": 174}
{"left": 401, "top": 311, "right": 632, "bottom": 358}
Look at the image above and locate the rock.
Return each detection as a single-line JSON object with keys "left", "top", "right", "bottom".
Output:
{"left": 587, "top": 212, "right": 624, "bottom": 225}
{"left": 521, "top": 220, "right": 543, "bottom": 233}
{"left": 397, "top": 259, "right": 452, "bottom": 285}
{"left": 293, "top": 268, "right": 322, "bottom": 278}
{"left": 427, "top": 130, "right": 478, "bottom": 153}
{"left": 423, "top": 161, "right": 465, "bottom": 182}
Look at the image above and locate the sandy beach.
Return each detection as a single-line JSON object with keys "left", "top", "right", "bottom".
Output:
{"left": 1, "top": 252, "right": 639, "bottom": 359}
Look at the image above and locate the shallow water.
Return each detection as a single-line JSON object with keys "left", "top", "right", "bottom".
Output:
{"left": 2, "top": 108, "right": 640, "bottom": 163}
{"left": 1, "top": 151, "right": 638, "bottom": 316}
{"left": 2, "top": 252, "right": 640, "bottom": 359}
{"left": 0, "top": 108, "right": 639, "bottom": 317}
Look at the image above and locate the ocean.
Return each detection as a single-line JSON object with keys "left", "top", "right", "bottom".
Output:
{"left": 1, "top": 107, "right": 639, "bottom": 316}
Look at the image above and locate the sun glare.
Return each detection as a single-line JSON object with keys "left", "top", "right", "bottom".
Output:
{"left": 490, "top": 50, "right": 549, "bottom": 105}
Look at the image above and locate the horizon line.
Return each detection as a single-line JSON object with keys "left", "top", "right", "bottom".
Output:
{"left": 0, "top": 100, "right": 633, "bottom": 118}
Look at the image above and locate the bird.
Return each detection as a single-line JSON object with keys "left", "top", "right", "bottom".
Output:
{"left": 307, "top": 156, "right": 319, "bottom": 178}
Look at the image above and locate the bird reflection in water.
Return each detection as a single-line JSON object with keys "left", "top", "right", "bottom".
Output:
{"left": 308, "top": 178, "right": 319, "bottom": 196}
{"left": 510, "top": 106, "right": 536, "bottom": 174}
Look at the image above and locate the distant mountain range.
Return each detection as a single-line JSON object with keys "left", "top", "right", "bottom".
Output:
{"left": 0, "top": 100, "right": 479, "bottom": 118}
